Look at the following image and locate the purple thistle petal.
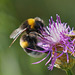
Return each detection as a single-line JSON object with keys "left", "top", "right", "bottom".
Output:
{"left": 32, "top": 51, "right": 51, "bottom": 64}
{"left": 56, "top": 52, "right": 63, "bottom": 59}
{"left": 48, "top": 46, "right": 57, "bottom": 70}
{"left": 45, "top": 51, "right": 52, "bottom": 65}
{"left": 56, "top": 14, "right": 59, "bottom": 25}
{"left": 29, "top": 14, "right": 75, "bottom": 70}
{"left": 49, "top": 19, "right": 51, "bottom": 25}
{"left": 66, "top": 53, "right": 69, "bottom": 63}
{"left": 27, "top": 48, "right": 48, "bottom": 53}
{"left": 53, "top": 21, "right": 56, "bottom": 28}
{"left": 51, "top": 16, "right": 53, "bottom": 23}
{"left": 48, "top": 53, "right": 57, "bottom": 70}
{"left": 72, "top": 38, "right": 75, "bottom": 43}
{"left": 58, "top": 15, "right": 61, "bottom": 23}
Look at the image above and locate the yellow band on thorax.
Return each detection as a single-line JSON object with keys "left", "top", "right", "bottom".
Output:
{"left": 28, "top": 18, "right": 35, "bottom": 29}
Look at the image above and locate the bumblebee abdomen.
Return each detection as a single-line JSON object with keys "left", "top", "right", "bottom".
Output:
{"left": 24, "top": 45, "right": 44, "bottom": 58}
{"left": 20, "top": 40, "right": 29, "bottom": 48}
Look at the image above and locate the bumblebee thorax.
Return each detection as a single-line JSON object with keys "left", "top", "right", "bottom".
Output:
{"left": 28, "top": 18, "right": 35, "bottom": 29}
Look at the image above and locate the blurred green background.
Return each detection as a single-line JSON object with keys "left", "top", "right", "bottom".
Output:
{"left": 0, "top": 0, "right": 75, "bottom": 75}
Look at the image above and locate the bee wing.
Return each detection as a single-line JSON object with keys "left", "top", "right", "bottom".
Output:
{"left": 65, "top": 30, "right": 75, "bottom": 37}
{"left": 30, "top": 46, "right": 45, "bottom": 58}
{"left": 65, "top": 34, "right": 75, "bottom": 37}
{"left": 28, "top": 51, "right": 44, "bottom": 58}
{"left": 10, "top": 28, "right": 22, "bottom": 39}
{"left": 9, "top": 28, "right": 27, "bottom": 47}
{"left": 34, "top": 17, "right": 44, "bottom": 24}
{"left": 73, "top": 30, "right": 75, "bottom": 33}
{"left": 24, "top": 46, "right": 45, "bottom": 58}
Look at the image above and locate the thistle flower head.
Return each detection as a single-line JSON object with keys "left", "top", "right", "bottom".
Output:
{"left": 32, "top": 14, "right": 75, "bottom": 70}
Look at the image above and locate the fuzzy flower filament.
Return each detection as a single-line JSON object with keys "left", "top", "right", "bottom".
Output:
{"left": 32, "top": 14, "right": 75, "bottom": 71}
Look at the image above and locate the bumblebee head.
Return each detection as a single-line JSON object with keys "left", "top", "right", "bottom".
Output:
{"left": 20, "top": 17, "right": 44, "bottom": 34}
{"left": 27, "top": 17, "right": 44, "bottom": 29}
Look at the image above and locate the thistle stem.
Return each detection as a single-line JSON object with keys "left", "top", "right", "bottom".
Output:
{"left": 65, "top": 69, "right": 73, "bottom": 75}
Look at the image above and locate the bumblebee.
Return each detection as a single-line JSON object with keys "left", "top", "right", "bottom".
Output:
{"left": 20, "top": 32, "right": 44, "bottom": 57}
{"left": 10, "top": 17, "right": 45, "bottom": 57}
{"left": 65, "top": 30, "right": 75, "bottom": 40}
{"left": 9, "top": 17, "right": 44, "bottom": 47}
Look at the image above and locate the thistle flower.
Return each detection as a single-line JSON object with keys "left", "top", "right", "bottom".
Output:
{"left": 32, "top": 14, "right": 75, "bottom": 71}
